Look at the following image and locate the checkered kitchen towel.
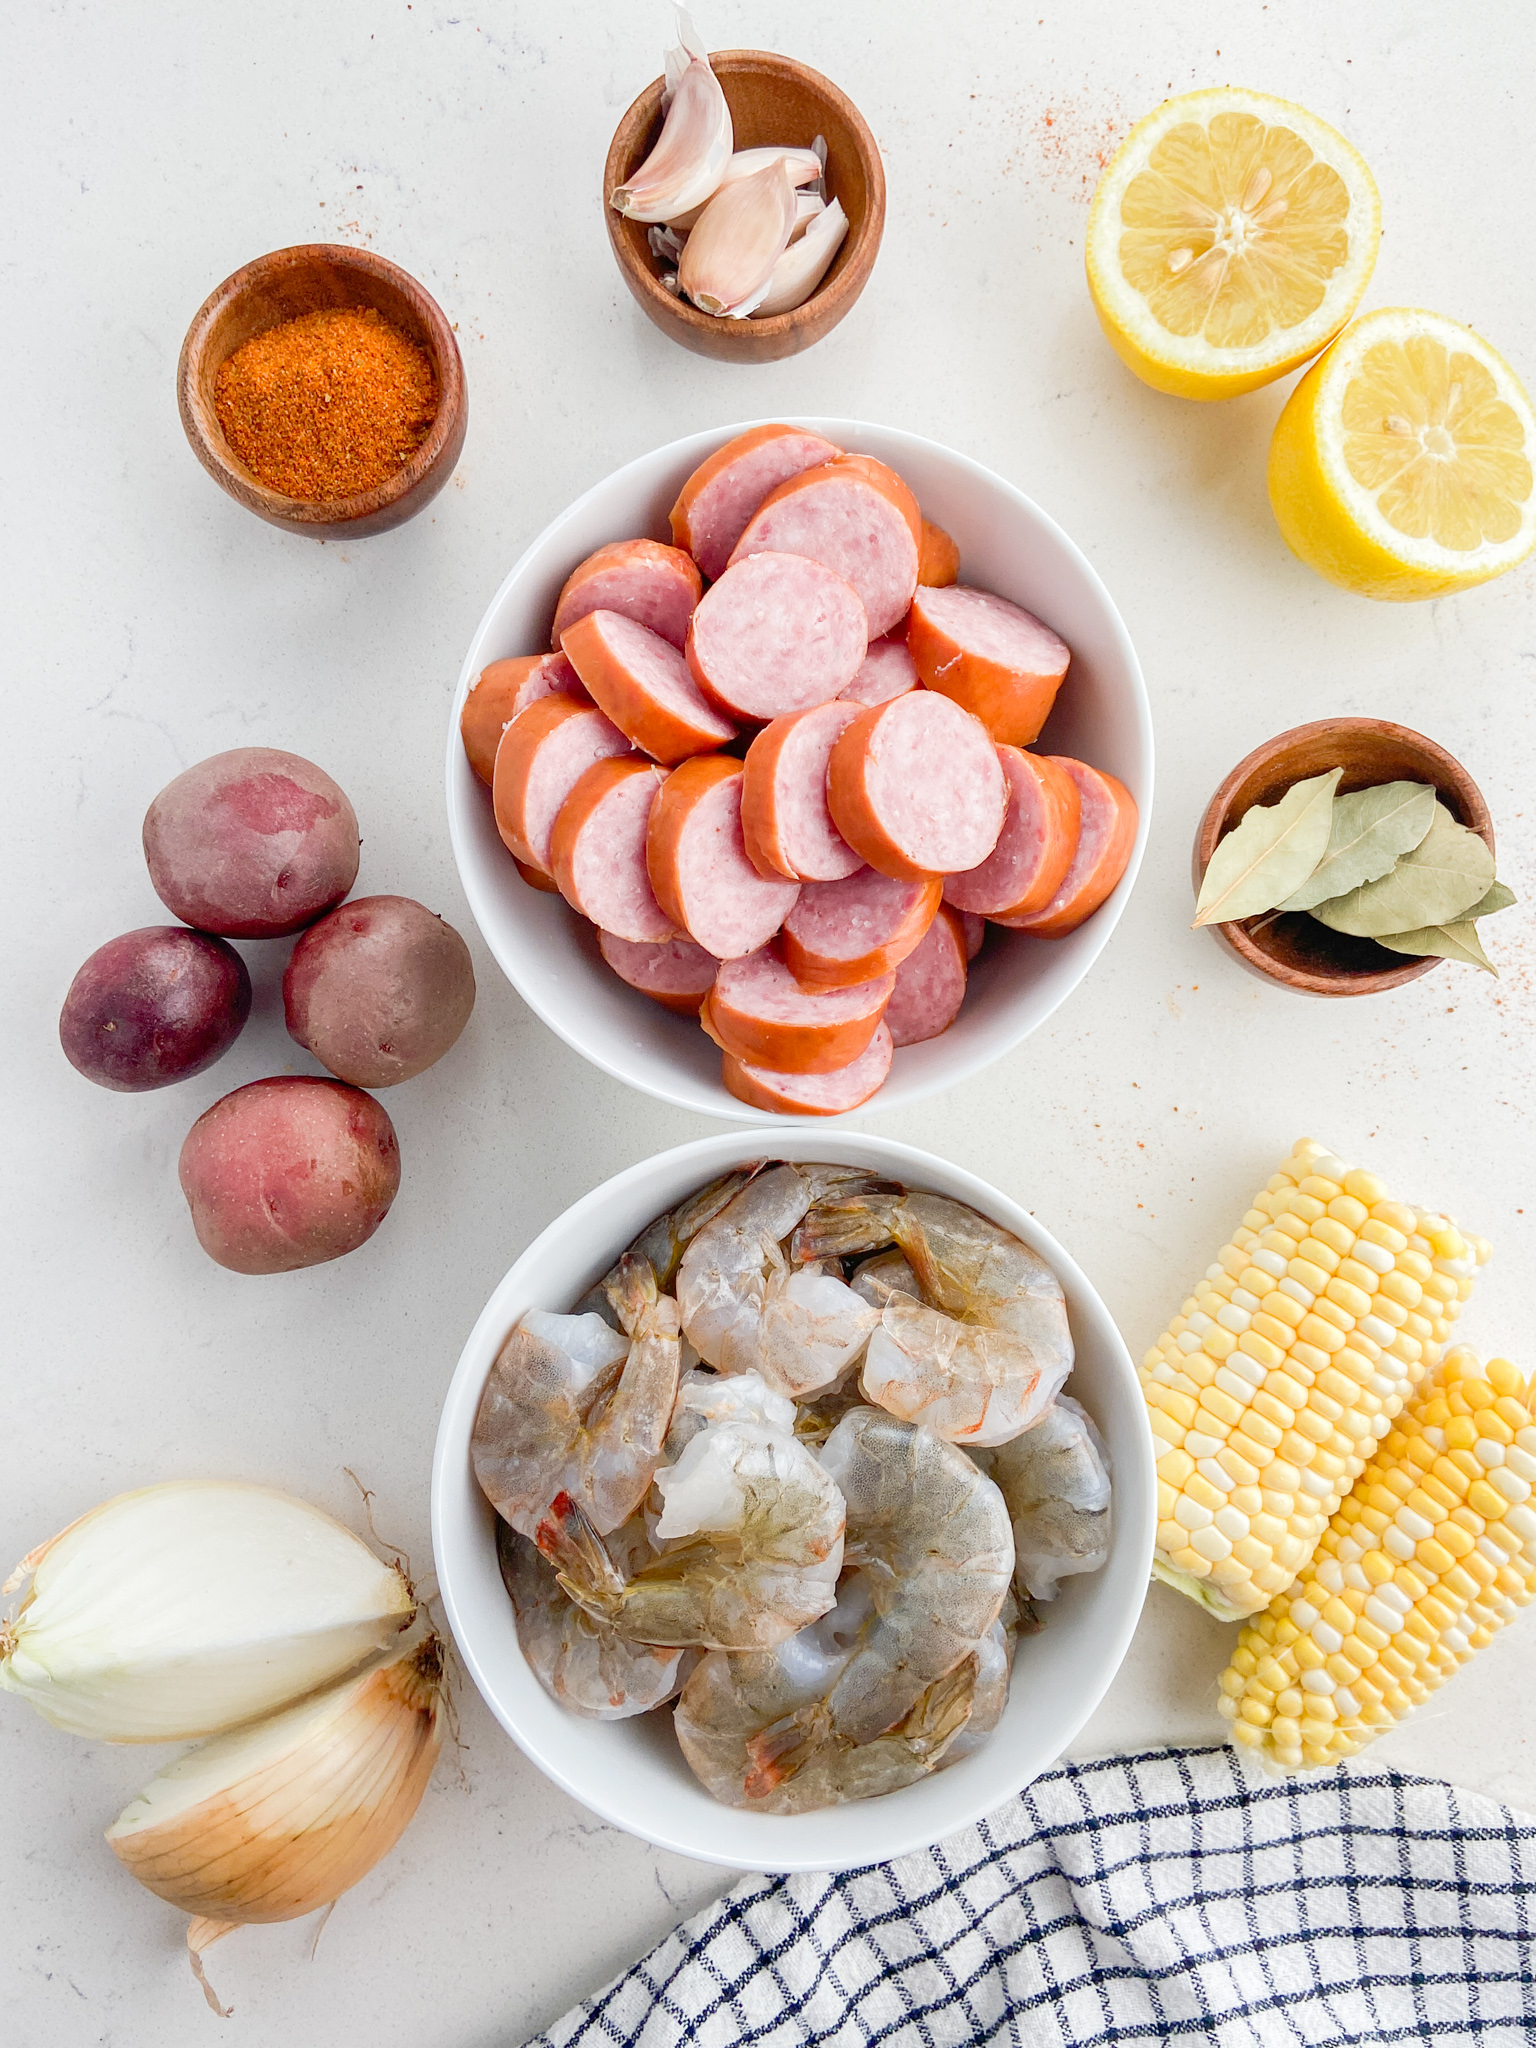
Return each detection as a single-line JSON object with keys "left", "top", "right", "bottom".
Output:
{"left": 530, "top": 1745, "right": 1536, "bottom": 2047}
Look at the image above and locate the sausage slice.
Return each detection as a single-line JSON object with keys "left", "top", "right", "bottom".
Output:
{"left": 827, "top": 694, "right": 1007, "bottom": 881}
{"left": 741, "top": 703, "right": 863, "bottom": 882}
{"left": 721, "top": 1021, "right": 894, "bottom": 1116}
{"left": 598, "top": 930, "right": 717, "bottom": 1015}
{"left": 549, "top": 758, "right": 674, "bottom": 942}
{"left": 492, "top": 697, "right": 633, "bottom": 872}
{"left": 907, "top": 585, "right": 1071, "bottom": 747}
{"left": 645, "top": 757, "right": 800, "bottom": 959}
{"left": 461, "top": 653, "right": 586, "bottom": 785}
{"left": 918, "top": 518, "right": 961, "bottom": 588}
{"left": 959, "top": 910, "right": 985, "bottom": 961}
{"left": 780, "top": 868, "right": 942, "bottom": 989}
{"left": 702, "top": 945, "right": 893, "bottom": 1073}
{"left": 686, "top": 553, "right": 868, "bottom": 720}
{"left": 943, "top": 747, "right": 1082, "bottom": 920}
{"left": 839, "top": 636, "right": 918, "bottom": 709}
{"left": 562, "top": 610, "right": 735, "bottom": 765}
{"left": 669, "top": 424, "right": 843, "bottom": 582}
{"left": 885, "top": 905, "right": 968, "bottom": 1046}
{"left": 729, "top": 454, "right": 922, "bottom": 639}
{"left": 995, "top": 759, "right": 1138, "bottom": 938}
{"left": 551, "top": 539, "right": 702, "bottom": 652}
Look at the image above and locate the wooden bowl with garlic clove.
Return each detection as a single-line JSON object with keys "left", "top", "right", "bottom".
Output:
{"left": 603, "top": 51, "right": 885, "bottom": 363}
{"left": 1192, "top": 717, "right": 1495, "bottom": 997}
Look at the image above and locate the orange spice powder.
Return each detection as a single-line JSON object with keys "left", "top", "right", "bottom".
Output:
{"left": 214, "top": 306, "right": 438, "bottom": 501}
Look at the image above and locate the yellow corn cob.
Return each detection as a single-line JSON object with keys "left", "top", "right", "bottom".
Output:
{"left": 1218, "top": 1348, "right": 1536, "bottom": 1772}
{"left": 1142, "top": 1138, "right": 1489, "bottom": 1622}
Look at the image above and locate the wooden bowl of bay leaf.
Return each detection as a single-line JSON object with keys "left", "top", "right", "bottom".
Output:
{"left": 1192, "top": 718, "right": 1499, "bottom": 996}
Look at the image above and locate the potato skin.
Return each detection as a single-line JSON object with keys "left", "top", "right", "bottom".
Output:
{"left": 143, "top": 748, "right": 360, "bottom": 939}
{"left": 178, "top": 1077, "right": 400, "bottom": 1274}
{"left": 282, "top": 895, "right": 476, "bottom": 1087}
{"left": 60, "top": 927, "right": 251, "bottom": 1091}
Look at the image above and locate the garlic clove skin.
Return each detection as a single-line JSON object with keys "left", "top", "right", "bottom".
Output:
{"left": 666, "top": 146, "right": 824, "bottom": 232}
{"left": 0, "top": 1482, "right": 413, "bottom": 1742}
{"left": 791, "top": 192, "right": 826, "bottom": 243}
{"left": 754, "top": 198, "right": 850, "bottom": 318}
{"left": 610, "top": 9, "right": 732, "bottom": 224}
{"left": 678, "top": 158, "right": 799, "bottom": 319}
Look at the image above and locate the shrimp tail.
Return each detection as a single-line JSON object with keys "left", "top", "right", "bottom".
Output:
{"left": 898, "top": 1654, "right": 980, "bottom": 1760}
{"left": 743, "top": 1701, "right": 834, "bottom": 1796}
{"left": 536, "top": 1492, "right": 627, "bottom": 1620}
{"left": 789, "top": 1192, "right": 903, "bottom": 1265}
{"left": 605, "top": 1251, "right": 659, "bottom": 1336}
{"left": 576, "top": 1169, "right": 765, "bottom": 1324}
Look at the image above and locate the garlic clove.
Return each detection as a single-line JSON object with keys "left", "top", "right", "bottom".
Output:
{"left": 791, "top": 192, "right": 826, "bottom": 243}
{"left": 678, "top": 158, "right": 799, "bottom": 318}
{"left": 610, "top": 8, "right": 732, "bottom": 223}
{"left": 109, "top": 1637, "right": 444, "bottom": 2014}
{"left": 754, "top": 198, "right": 850, "bottom": 318}
{"left": 0, "top": 1482, "right": 413, "bottom": 1742}
{"left": 666, "top": 146, "right": 824, "bottom": 232}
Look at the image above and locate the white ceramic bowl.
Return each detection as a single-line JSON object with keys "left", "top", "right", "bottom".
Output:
{"left": 432, "top": 1130, "right": 1154, "bottom": 1873}
{"left": 446, "top": 419, "right": 1152, "bottom": 1122}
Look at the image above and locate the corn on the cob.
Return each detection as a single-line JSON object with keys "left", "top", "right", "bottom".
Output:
{"left": 1218, "top": 1348, "right": 1536, "bottom": 1772}
{"left": 1142, "top": 1139, "right": 1489, "bottom": 1622}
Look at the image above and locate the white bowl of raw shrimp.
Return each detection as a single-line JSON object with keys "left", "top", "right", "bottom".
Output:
{"left": 446, "top": 418, "right": 1152, "bottom": 1122}
{"left": 432, "top": 1130, "right": 1154, "bottom": 1873}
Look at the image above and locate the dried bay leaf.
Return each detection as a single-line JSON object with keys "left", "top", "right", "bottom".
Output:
{"left": 1309, "top": 802, "right": 1494, "bottom": 937}
{"left": 1376, "top": 921, "right": 1497, "bottom": 974}
{"left": 1463, "top": 880, "right": 1517, "bottom": 919}
{"left": 1193, "top": 768, "right": 1341, "bottom": 926}
{"left": 1280, "top": 780, "right": 1437, "bottom": 910}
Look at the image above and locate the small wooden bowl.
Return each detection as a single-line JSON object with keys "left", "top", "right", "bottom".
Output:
{"left": 1192, "top": 718, "right": 1494, "bottom": 997}
{"left": 177, "top": 244, "right": 467, "bottom": 539}
{"left": 603, "top": 50, "right": 885, "bottom": 364}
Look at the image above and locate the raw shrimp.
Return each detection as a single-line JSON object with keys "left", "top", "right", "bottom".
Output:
{"left": 575, "top": 1167, "right": 762, "bottom": 1326}
{"left": 540, "top": 1370, "right": 845, "bottom": 1649}
{"left": 675, "top": 1163, "right": 879, "bottom": 1397}
{"left": 793, "top": 1191, "right": 1074, "bottom": 1444}
{"left": 986, "top": 1395, "right": 1112, "bottom": 1602}
{"left": 847, "top": 1248, "right": 920, "bottom": 1310}
{"left": 790, "top": 1367, "right": 867, "bottom": 1449}
{"left": 674, "top": 1569, "right": 999, "bottom": 1813}
{"left": 472, "top": 1254, "right": 681, "bottom": 1538}
{"left": 496, "top": 1519, "right": 688, "bottom": 1721}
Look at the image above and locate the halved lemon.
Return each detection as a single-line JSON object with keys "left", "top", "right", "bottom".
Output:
{"left": 1269, "top": 307, "right": 1536, "bottom": 600}
{"left": 1087, "top": 88, "right": 1380, "bottom": 400}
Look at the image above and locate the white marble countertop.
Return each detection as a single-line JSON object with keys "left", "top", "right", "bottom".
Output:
{"left": 7, "top": 1, "right": 1536, "bottom": 2040}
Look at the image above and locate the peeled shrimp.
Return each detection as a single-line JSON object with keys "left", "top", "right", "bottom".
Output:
{"left": 496, "top": 1519, "right": 687, "bottom": 1721}
{"left": 674, "top": 1569, "right": 999, "bottom": 1813}
{"left": 541, "top": 1370, "right": 844, "bottom": 1649}
{"left": 793, "top": 1192, "right": 1073, "bottom": 1444}
{"left": 986, "top": 1395, "right": 1112, "bottom": 1602}
{"left": 472, "top": 1254, "right": 681, "bottom": 1538}
{"left": 576, "top": 1167, "right": 761, "bottom": 1326}
{"left": 675, "top": 1163, "right": 878, "bottom": 1397}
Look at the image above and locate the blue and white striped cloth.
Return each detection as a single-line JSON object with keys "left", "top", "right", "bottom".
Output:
{"left": 529, "top": 1745, "right": 1536, "bottom": 2046}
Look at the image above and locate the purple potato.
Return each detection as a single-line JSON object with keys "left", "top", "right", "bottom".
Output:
{"left": 283, "top": 895, "right": 476, "bottom": 1087}
{"left": 143, "top": 748, "right": 360, "bottom": 939}
{"left": 60, "top": 927, "right": 251, "bottom": 1092}
{"left": 178, "top": 1076, "right": 400, "bottom": 1274}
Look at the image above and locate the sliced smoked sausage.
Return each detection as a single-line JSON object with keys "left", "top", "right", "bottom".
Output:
{"left": 729, "top": 454, "right": 921, "bottom": 640}
{"left": 917, "top": 518, "right": 961, "bottom": 588}
{"left": 780, "top": 868, "right": 941, "bottom": 989}
{"left": 907, "top": 585, "right": 1071, "bottom": 747}
{"left": 827, "top": 693, "right": 1007, "bottom": 881}
{"left": 702, "top": 945, "right": 892, "bottom": 1073}
{"left": 686, "top": 553, "right": 867, "bottom": 721}
{"left": 995, "top": 759, "right": 1138, "bottom": 938}
{"left": 839, "top": 636, "right": 918, "bottom": 709}
{"left": 598, "top": 930, "right": 717, "bottom": 1015}
{"left": 669, "top": 424, "right": 843, "bottom": 582}
{"left": 562, "top": 610, "right": 735, "bottom": 765}
{"left": 645, "top": 756, "right": 800, "bottom": 959}
{"left": 740, "top": 703, "right": 863, "bottom": 882}
{"left": 492, "top": 696, "right": 633, "bottom": 872}
{"left": 721, "top": 1022, "right": 893, "bottom": 1117}
{"left": 461, "top": 653, "right": 585, "bottom": 785}
{"left": 943, "top": 747, "right": 1082, "bottom": 921}
{"left": 549, "top": 758, "right": 674, "bottom": 942}
{"left": 551, "top": 539, "right": 702, "bottom": 651}
{"left": 885, "top": 905, "right": 969, "bottom": 1046}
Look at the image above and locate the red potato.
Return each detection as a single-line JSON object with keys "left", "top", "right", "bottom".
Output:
{"left": 460, "top": 654, "right": 586, "bottom": 786}
{"left": 780, "top": 868, "right": 942, "bottom": 990}
{"left": 143, "top": 749, "right": 359, "bottom": 940}
{"left": 561, "top": 610, "right": 735, "bottom": 765}
{"left": 283, "top": 895, "right": 475, "bottom": 1088}
{"left": 549, "top": 758, "right": 674, "bottom": 942}
{"left": 943, "top": 748, "right": 1082, "bottom": 921}
{"left": 839, "top": 636, "right": 918, "bottom": 709}
{"left": 827, "top": 694, "right": 1007, "bottom": 881}
{"left": 670, "top": 425, "right": 844, "bottom": 582}
{"left": 178, "top": 1077, "right": 400, "bottom": 1275}
{"left": 702, "top": 946, "right": 893, "bottom": 1074}
{"left": 550, "top": 539, "right": 702, "bottom": 652}
{"left": 686, "top": 553, "right": 868, "bottom": 721}
{"left": 598, "top": 930, "right": 718, "bottom": 1015}
{"left": 492, "top": 696, "right": 633, "bottom": 873}
{"left": 721, "top": 1021, "right": 893, "bottom": 1117}
{"left": 59, "top": 927, "right": 251, "bottom": 1092}
{"left": 885, "top": 905, "right": 968, "bottom": 1047}
{"left": 729, "top": 455, "right": 922, "bottom": 640}
{"left": 960, "top": 910, "right": 985, "bottom": 961}
{"left": 645, "top": 756, "right": 800, "bottom": 959}
{"left": 996, "top": 759, "right": 1138, "bottom": 937}
{"left": 907, "top": 585, "right": 1071, "bottom": 747}
{"left": 918, "top": 518, "right": 961, "bottom": 588}
{"left": 740, "top": 703, "right": 863, "bottom": 882}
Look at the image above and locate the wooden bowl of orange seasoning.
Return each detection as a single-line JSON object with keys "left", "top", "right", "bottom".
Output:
{"left": 177, "top": 245, "right": 467, "bottom": 539}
